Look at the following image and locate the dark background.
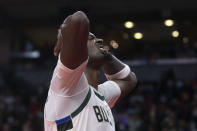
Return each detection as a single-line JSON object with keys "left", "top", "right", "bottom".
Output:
{"left": 0, "top": 0, "right": 197, "bottom": 131}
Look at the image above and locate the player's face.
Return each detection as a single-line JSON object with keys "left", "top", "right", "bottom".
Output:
{"left": 87, "top": 33, "right": 107, "bottom": 66}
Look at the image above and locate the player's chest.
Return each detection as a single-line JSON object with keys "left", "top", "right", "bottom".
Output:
{"left": 83, "top": 92, "right": 115, "bottom": 128}
{"left": 70, "top": 103, "right": 115, "bottom": 131}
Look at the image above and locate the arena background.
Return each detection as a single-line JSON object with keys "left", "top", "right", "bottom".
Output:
{"left": 0, "top": 0, "right": 197, "bottom": 130}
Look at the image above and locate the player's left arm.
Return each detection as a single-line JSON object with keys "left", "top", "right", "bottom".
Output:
{"left": 101, "top": 52, "right": 137, "bottom": 102}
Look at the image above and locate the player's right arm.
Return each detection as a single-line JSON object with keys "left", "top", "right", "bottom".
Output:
{"left": 50, "top": 11, "right": 89, "bottom": 96}
{"left": 54, "top": 11, "right": 89, "bottom": 69}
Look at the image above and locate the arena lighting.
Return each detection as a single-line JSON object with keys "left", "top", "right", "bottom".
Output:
{"left": 172, "top": 30, "right": 179, "bottom": 38}
{"left": 11, "top": 51, "right": 40, "bottom": 59}
{"left": 134, "top": 32, "right": 143, "bottom": 39}
{"left": 164, "top": 19, "right": 174, "bottom": 27}
{"left": 124, "top": 21, "right": 134, "bottom": 29}
{"left": 110, "top": 40, "right": 119, "bottom": 49}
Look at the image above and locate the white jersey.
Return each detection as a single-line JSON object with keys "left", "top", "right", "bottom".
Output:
{"left": 44, "top": 57, "right": 121, "bottom": 131}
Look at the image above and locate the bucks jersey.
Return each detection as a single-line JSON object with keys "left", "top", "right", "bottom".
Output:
{"left": 44, "top": 57, "right": 121, "bottom": 131}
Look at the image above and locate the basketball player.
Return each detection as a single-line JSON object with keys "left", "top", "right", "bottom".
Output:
{"left": 44, "top": 11, "right": 137, "bottom": 131}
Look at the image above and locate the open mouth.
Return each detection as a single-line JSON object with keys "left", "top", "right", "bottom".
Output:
{"left": 97, "top": 43, "right": 106, "bottom": 51}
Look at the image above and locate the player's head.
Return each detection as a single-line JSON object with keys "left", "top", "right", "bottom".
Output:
{"left": 87, "top": 32, "right": 107, "bottom": 68}
{"left": 54, "top": 31, "right": 108, "bottom": 68}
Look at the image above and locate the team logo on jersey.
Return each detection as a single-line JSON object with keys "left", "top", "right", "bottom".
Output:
{"left": 93, "top": 105, "right": 112, "bottom": 126}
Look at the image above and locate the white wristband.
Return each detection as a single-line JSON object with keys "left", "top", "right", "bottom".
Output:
{"left": 105, "top": 64, "right": 130, "bottom": 80}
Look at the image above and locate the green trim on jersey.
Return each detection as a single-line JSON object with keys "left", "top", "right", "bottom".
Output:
{"left": 93, "top": 90, "right": 105, "bottom": 101}
{"left": 55, "top": 87, "right": 92, "bottom": 131}
{"left": 71, "top": 87, "right": 91, "bottom": 118}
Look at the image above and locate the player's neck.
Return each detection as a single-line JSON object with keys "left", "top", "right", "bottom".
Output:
{"left": 85, "top": 67, "right": 99, "bottom": 90}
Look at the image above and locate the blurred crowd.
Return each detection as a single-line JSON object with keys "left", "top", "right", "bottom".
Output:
{"left": 0, "top": 64, "right": 197, "bottom": 131}
{"left": 0, "top": 67, "right": 46, "bottom": 131}
{"left": 115, "top": 72, "right": 197, "bottom": 131}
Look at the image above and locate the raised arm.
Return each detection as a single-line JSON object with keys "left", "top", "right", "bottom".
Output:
{"left": 54, "top": 11, "right": 89, "bottom": 69}
{"left": 101, "top": 53, "right": 137, "bottom": 101}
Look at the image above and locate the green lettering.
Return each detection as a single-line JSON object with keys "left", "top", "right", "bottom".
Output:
{"left": 93, "top": 106, "right": 103, "bottom": 122}
{"left": 100, "top": 106, "right": 109, "bottom": 122}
